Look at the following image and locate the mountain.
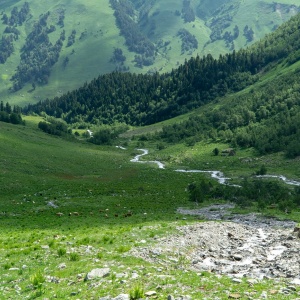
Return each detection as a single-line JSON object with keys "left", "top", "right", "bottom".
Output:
{"left": 0, "top": 0, "right": 299, "bottom": 106}
{"left": 25, "top": 11, "right": 300, "bottom": 157}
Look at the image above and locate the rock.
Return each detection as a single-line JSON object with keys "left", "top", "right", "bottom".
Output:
{"left": 145, "top": 291, "right": 157, "bottom": 297}
{"left": 9, "top": 268, "right": 20, "bottom": 271}
{"left": 85, "top": 268, "right": 110, "bottom": 281}
{"left": 228, "top": 294, "right": 241, "bottom": 299}
{"left": 167, "top": 296, "right": 175, "bottom": 300}
{"left": 260, "top": 291, "right": 268, "bottom": 299}
{"left": 291, "top": 278, "right": 300, "bottom": 285}
{"left": 58, "top": 263, "right": 66, "bottom": 269}
{"left": 232, "top": 278, "right": 242, "bottom": 284}
{"left": 131, "top": 272, "right": 139, "bottom": 279}
{"left": 112, "top": 294, "right": 129, "bottom": 300}
{"left": 231, "top": 254, "right": 243, "bottom": 261}
{"left": 269, "top": 290, "right": 278, "bottom": 295}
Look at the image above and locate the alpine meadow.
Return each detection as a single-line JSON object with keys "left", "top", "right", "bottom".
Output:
{"left": 2, "top": 1, "right": 300, "bottom": 300}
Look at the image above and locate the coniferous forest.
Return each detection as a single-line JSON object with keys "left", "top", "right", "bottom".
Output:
{"left": 24, "top": 13, "right": 300, "bottom": 157}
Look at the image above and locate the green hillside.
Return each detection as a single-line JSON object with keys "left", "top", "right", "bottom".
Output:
{"left": 25, "top": 11, "right": 300, "bottom": 159}
{"left": 1, "top": 111, "right": 300, "bottom": 298}
{"left": 0, "top": 0, "right": 299, "bottom": 106}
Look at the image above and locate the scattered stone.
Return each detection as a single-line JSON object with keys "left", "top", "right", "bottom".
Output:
{"left": 58, "top": 263, "right": 66, "bottom": 269}
{"left": 131, "top": 272, "right": 139, "bottom": 279}
{"left": 260, "top": 291, "right": 268, "bottom": 299}
{"left": 291, "top": 278, "right": 300, "bottom": 285}
{"left": 130, "top": 205, "right": 300, "bottom": 282}
{"left": 85, "top": 268, "right": 110, "bottom": 281}
{"left": 9, "top": 268, "right": 20, "bottom": 271}
{"left": 145, "top": 291, "right": 157, "bottom": 297}
{"left": 232, "top": 278, "right": 242, "bottom": 284}
{"left": 112, "top": 294, "right": 130, "bottom": 300}
{"left": 228, "top": 293, "right": 241, "bottom": 299}
{"left": 41, "top": 245, "right": 50, "bottom": 250}
{"left": 269, "top": 290, "right": 278, "bottom": 295}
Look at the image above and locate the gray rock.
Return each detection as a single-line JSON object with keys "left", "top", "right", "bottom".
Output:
{"left": 112, "top": 294, "right": 129, "bottom": 300}
{"left": 58, "top": 263, "right": 66, "bottom": 269}
{"left": 145, "top": 291, "right": 156, "bottom": 296}
{"left": 85, "top": 268, "right": 110, "bottom": 281}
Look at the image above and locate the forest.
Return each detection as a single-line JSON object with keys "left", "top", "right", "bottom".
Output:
{"left": 24, "top": 13, "right": 300, "bottom": 157}
{"left": 0, "top": 101, "right": 23, "bottom": 124}
{"left": 109, "top": 0, "right": 156, "bottom": 67}
{"left": 11, "top": 12, "right": 65, "bottom": 91}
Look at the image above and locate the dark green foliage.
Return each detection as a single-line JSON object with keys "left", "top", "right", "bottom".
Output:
{"left": 189, "top": 177, "right": 298, "bottom": 211}
{"left": 0, "top": 101, "right": 23, "bottom": 124}
{"left": 182, "top": 0, "right": 195, "bottom": 23}
{"left": 111, "top": 48, "right": 126, "bottom": 64}
{"left": 110, "top": 0, "right": 155, "bottom": 67}
{"left": 213, "top": 148, "right": 219, "bottom": 156}
{"left": 205, "top": 0, "right": 240, "bottom": 43}
{"left": 2, "top": 2, "right": 30, "bottom": 26}
{"left": 0, "top": 35, "right": 14, "bottom": 64}
{"left": 256, "top": 165, "right": 267, "bottom": 176}
{"left": 57, "top": 10, "right": 65, "bottom": 27}
{"left": 244, "top": 25, "right": 254, "bottom": 43}
{"left": 11, "top": 12, "right": 64, "bottom": 91}
{"left": 177, "top": 29, "right": 198, "bottom": 53}
{"left": 89, "top": 124, "right": 129, "bottom": 145}
{"left": 89, "top": 128, "right": 116, "bottom": 145}
{"left": 187, "top": 178, "right": 213, "bottom": 203}
{"left": 38, "top": 119, "right": 69, "bottom": 136}
{"left": 66, "top": 30, "right": 76, "bottom": 47}
{"left": 23, "top": 13, "right": 300, "bottom": 157}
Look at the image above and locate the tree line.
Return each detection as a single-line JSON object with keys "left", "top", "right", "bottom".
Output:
{"left": 0, "top": 101, "right": 23, "bottom": 125}
{"left": 24, "top": 13, "right": 300, "bottom": 156}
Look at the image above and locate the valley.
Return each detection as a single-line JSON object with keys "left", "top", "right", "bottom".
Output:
{"left": 2, "top": 1, "right": 300, "bottom": 299}
{"left": 1, "top": 118, "right": 300, "bottom": 299}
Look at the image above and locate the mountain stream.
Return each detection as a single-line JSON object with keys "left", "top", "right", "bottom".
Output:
{"left": 127, "top": 148, "right": 300, "bottom": 282}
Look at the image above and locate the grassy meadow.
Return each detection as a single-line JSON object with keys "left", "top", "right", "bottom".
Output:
{"left": 1, "top": 118, "right": 300, "bottom": 299}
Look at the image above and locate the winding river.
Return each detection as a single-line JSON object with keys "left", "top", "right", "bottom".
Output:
{"left": 129, "top": 148, "right": 300, "bottom": 187}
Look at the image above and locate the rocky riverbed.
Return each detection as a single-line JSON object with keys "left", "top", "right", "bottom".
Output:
{"left": 130, "top": 204, "right": 300, "bottom": 284}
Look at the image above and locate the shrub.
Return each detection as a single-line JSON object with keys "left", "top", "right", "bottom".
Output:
{"left": 57, "top": 248, "right": 66, "bottom": 257}
{"left": 70, "top": 252, "right": 80, "bottom": 261}
{"left": 30, "top": 271, "right": 45, "bottom": 289}
{"left": 129, "top": 285, "right": 144, "bottom": 300}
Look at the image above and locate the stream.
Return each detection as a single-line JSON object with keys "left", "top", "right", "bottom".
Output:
{"left": 127, "top": 149, "right": 300, "bottom": 282}
{"left": 129, "top": 148, "right": 300, "bottom": 187}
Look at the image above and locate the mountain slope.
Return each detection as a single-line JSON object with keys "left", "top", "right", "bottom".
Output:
{"left": 25, "top": 11, "right": 300, "bottom": 157}
{"left": 0, "top": 0, "right": 299, "bottom": 106}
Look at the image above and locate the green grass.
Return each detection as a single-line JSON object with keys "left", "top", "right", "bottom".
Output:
{"left": 1, "top": 118, "right": 300, "bottom": 299}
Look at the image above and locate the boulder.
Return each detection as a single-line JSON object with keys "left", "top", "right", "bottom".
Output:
{"left": 85, "top": 268, "right": 110, "bottom": 281}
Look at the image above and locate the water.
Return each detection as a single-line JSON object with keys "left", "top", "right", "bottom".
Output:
{"left": 130, "top": 149, "right": 165, "bottom": 169}
{"left": 129, "top": 148, "right": 300, "bottom": 187}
